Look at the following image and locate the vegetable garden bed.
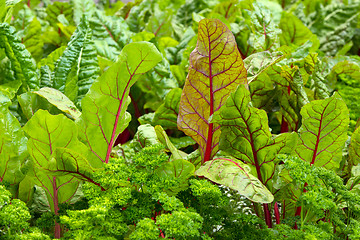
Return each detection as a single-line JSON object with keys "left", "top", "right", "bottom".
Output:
{"left": 1, "top": 0, "right": 360, "bottom": 239}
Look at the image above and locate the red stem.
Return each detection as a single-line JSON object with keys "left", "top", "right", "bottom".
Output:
{"left": 274, "top": 202, "right": 280, "bottom": 224}
{"left": 52, "top": 177, "right": 61, "bottom": 239}
{"left": 203, "top": 30, "right": 214, "bottom": 164}
{"left": 263, "top": 203, "right": 272, "bottom": 228}
{"left": 27, "top": 0, "right": 30, "bottom": 8}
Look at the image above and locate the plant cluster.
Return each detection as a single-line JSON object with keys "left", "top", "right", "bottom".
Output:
{"left": 1, "top": 0, "right": 360, "bottom": 239}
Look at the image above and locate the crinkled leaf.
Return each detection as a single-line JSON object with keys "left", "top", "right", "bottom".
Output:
{"left": 53, "top": 16, "right": 100, "bottom": 104}
{"left": 90, "top": 10, "right": 131, "bottom": 56}
{"left": 46, "top": 1, "right": 74, "bottom": 29}
{"left": 215, "top": 85, "right": 297, "bottom": 188}
{"left": 38, "top": 46, "right": 66, "bottom": 71}
{"left": 308, "top": 2, "right": 360, "bottom": 56}
{"left": 0, "top": 23, "right": 39, "bottom": 91}
{"left": 153, "top": 88, "right": 181, "bottom": 130}
{"left": 34, "top": 87, "right": 81, "bottom": 120}
{"left": 71, "top": 0, "right": 96, "bottom": 25}
{"left": 295, "top": 93, "right": 349, "bottom": 169}
{"left": 196, "top": 158, "right": 274, "bottom": 203}
{"left": 177, "top": 18, "right": 247, "bottom": 163}
{"left": 78, "top": 42, "right": 162, "bottom": 167}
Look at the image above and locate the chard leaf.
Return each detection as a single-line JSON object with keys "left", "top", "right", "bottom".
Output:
{"left": 23, "top": 110, "right": 84, "bottom": 212}
{"left": 196, "top": 158, "right": 274, "bottom": 203}
{"left": 349, "top": 127, "right": 360, "bottom": 167}
{"left": 0, "top": 93, "right": 28, "bottom": 185}
{"left": 156, "top": 158, "right": 195, "bottom": 196}
{"left": 153, "top": 88, "right": 181, "bottom": 130}
{"left": 34, "top": 87, "right": 81, "bottom": 120}
{"left": 215, "top": 85, "right": 297, "bottom": 187}
{"left": 0, "top": 23, "right": 39, "bottom": 91}
{"left": 22, "top": 17, "right": 43, "bottom": 62}
{"left": 155, "top": 125, "right": 186, "bottom": 161}
{"left": 308, "top": 2, "right": 360, "bottom": 56}
{"left": 53, "top": 16, "right": 100, "bottom": 104}
{"left": 71, "top": 0, "right": 96, "bottom": 25}
{"left": 90, "top": 10, "right": 131, "bottom": 56}
{"left": 46, "top": 1, "right": 74, "bottom": 29}
{"left": 23, "top": 110, "right": 85, "bottom": 168}
{"left": 177, "top": 18, "right": 247, "bottom": 163}
{"left": 295, "top": 93, "right": 349, "bottom": 169}
{"left": 78, "top": 42, "right": 162, "bottom": 167}
{"left": 145, "top": 5, "right": 172, "bottom": 38}
{"left": 279, "top": 12, "right": 316, "bottom": 47}
{"left": 131, "top": 124, "right": 160, "bottom": 152}
{"left": 38, "top": 46, "right": 67, "bottom": 72}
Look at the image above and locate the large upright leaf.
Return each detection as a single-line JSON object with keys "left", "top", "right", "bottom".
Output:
{"left": 196, "top": 158, "right": 273, "bottom": 203}
{"left": 177, "top": 18, "right": 247, "bottom": 163}
{"left": 214, "top": 85, "right": 297, "bottom": 187}
{"left": 53, "top": 16, "right": 100, "bottom": 104}
{"left": 22, "top": 17, "right": 43, "bottom": 62}
{"left": 0, "top": 23, "right": 39, "bottom": 91}
{"left": 23, "top": 110, "right": 86, "bottom": 212}
{"left": 349, "top": 127, "right": 360, "bottom": 167}
{"left": 78, "top": 42, "right": 162, "bottom": 167}
{"left": 0, "top": 93, "right": 28, "bottom": 185}
{"left": 295, "top": 93, "right": 349, "bottom": 169}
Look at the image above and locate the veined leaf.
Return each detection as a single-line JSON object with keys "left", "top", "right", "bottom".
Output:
{"left": 53, "top": 16, "right": 100, "bottom": 105}
{"left": 196, "top": 158, "right": 274, "bottom": 203}
{"left": 34, "top": 87, "right": 81, "bottom": 120}
{"left": 155, "top": 125, "right": 185, "bottom": 161}
{"left": 131, "top": 124, "right": 160, "bottom": 152}
{"left": 23, "top": 110, "right": 86, "bottom": 213}
{"left": 279, "top": 12, "right": 316, "bottom": 47}
{"left": 295, "top": 93, "right": 349, "bottom": 169}
{"left": 78, "top": 42, "right": 162, "bottom": 167}
{"left": 153, "top": 88, "right": 181, "bottom": 130}
{"left": 0, "top": 23, "right": 39, "bottom": 91}
{"left": 71, "top": 0, "right": 96, "bottom": 25}
{"left": 46, "top": 1, "right": 74, "bottom": 29}
{"left": 177, "top": 18, "right": 247, "bottom": 163}
{"left": 145, "top": 5, "right": 172, "bottom": 38}
{"left": 215, "top": 85, "right": 297, "bottom": 187}
{"left": 90, "top": 10, "right": 131, "bottom": 56}
{"left": 0, "top": 93, "right": 28, "bottom": 185}
{"left": 22, "top": 17, "right": 43, "bottom": 62}
{"left": 349, "top": 127, "right": 360, "bottom": 167}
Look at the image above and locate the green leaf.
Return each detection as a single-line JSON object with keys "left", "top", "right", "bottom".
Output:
{"left": 131, "top": 124, "right": 160, "bottom": 152}
{"left": 46, "top": 1, "right": 74, "bottom": 29}
{"left": 53, "top": 16, "right": 100, "bottom": 104}
{"left": 196, "top": 158, "right": 274, "bottom": 203}
{"left": 145, "top": 5, "right": 172, "bottom": 38}
{"left": 177, "top": 18, "right": 247, "bottom": 163}
{"left": 90, "top": 10, "right": 131, "bottom": 55}
{"left": 71, "top": 0, "right": 96, "bottom": 25}
{"left": 153, "top": 88, "right": 181, "bottom": 130}
{"left": 78, "top": 42, "right": 162, "bottom": 167}
{"left": 215, "top": 85, "right": 297, "bottom": 188}
{"left": 38, "top": 46, "right": 66, "bottom": 71}
{"left": 295, "top": 93, "right": 349, "bottom": 169}
{"left": 156, "top": 158, "right": 195, "bottom": 195}
{"left": 308, "top": 2, "right": 360, "bottom": 56}
{"left": 155, "top": 125, "right": 185, "bottom": 161}
{"left": 22, "top": 17, "right": 43, "bottom": 62}
{"left": 279, "top": 12, "right": 316, "bottom": 47}
{"left": 0, "top": 93, "right": 28, "bottom": 185}
{"left": 0, "top": 23, "right": 39, "bottom": 91}
{"left": 349, "top": 127, "right": 360, "bottom": 167}
{"left": 34, "top": 87, "right": 81, "bottom": 120}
